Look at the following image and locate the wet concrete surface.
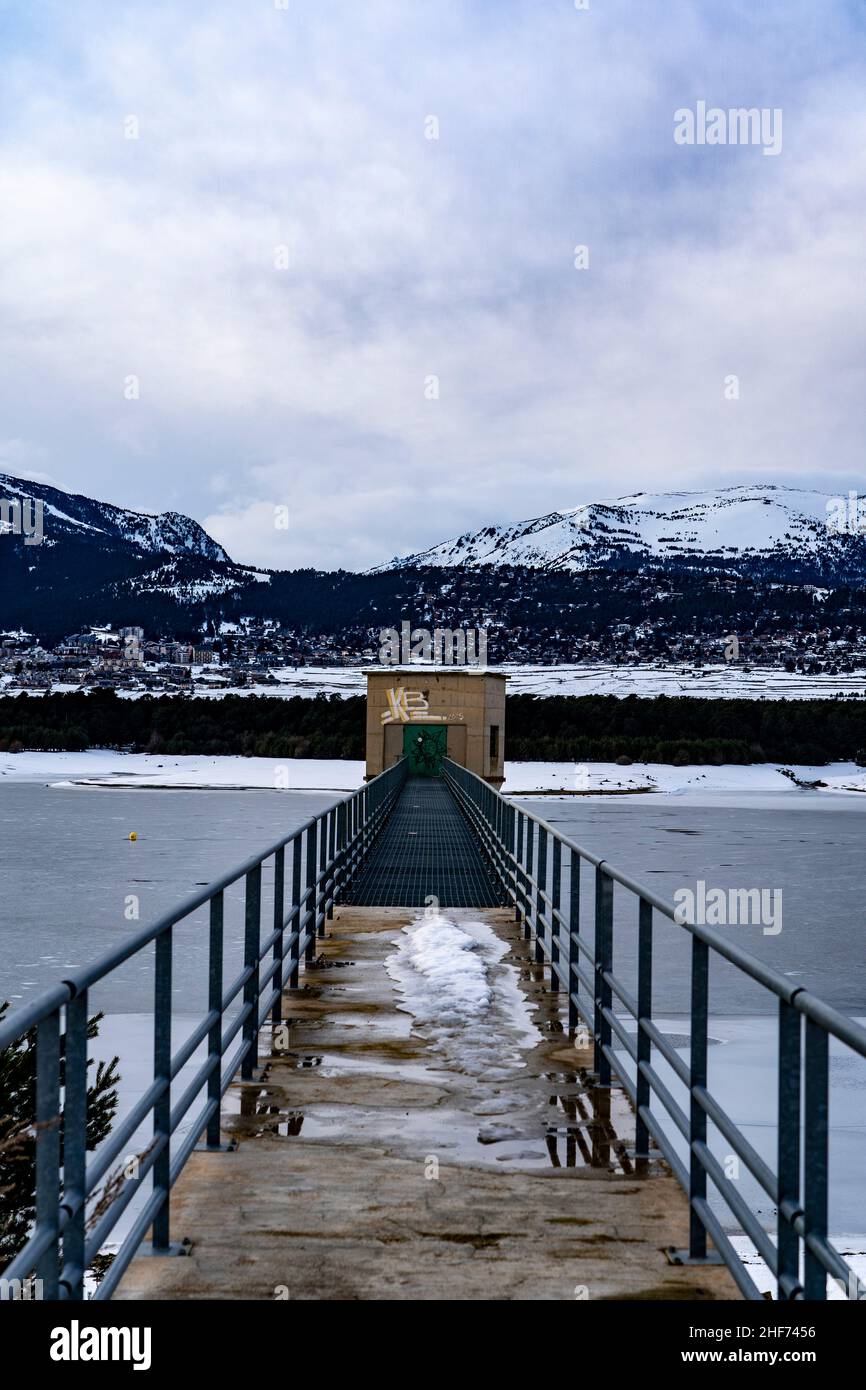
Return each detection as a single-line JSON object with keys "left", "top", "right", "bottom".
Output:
{"left": 116, "top": 907, "right": 737, "bottom": 1301}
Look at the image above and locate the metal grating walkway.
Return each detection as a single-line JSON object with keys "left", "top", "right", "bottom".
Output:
{"left": 347, "top": 777, "right": 506, "bottom": 908}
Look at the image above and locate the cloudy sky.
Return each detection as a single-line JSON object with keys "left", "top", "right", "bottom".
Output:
{"left": 0, "top": 0, "right": 864, "bottom": 569}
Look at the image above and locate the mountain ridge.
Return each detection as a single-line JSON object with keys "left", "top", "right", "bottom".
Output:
{"left": 0, "top": 472, "right": 231, "bottom": 563}
{"left": 4, "top": 473, "right": 866, "bottom": 645}
{"left": 373, "top": 484, "right": 863, "bottom": 575}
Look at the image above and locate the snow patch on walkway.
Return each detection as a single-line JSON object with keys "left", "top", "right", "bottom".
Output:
{"left": 385, "top": 913, "right": 540, "bottom": 1079}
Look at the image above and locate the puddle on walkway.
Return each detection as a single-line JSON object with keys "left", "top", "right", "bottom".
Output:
{"left": 224, "top": 909, "right": 653, "bottom": 1175}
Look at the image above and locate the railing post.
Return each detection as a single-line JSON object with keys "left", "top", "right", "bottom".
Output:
{"left": 777, "top": 998, "right": 802, "bottom": 1298}
{"left": 241, "top": 866, "right": 262, "bottom": 1081}
{"left": 60, "top": 992, "right": 88, "bottom": 1299}
{"left": 568, "top": 849, "right": 580, "bottom": 1032}
{"left": 319, "top": 815, "right": 328, "bottom": 936}
{"left": 272, "top": 847, "right": 285, "bottom": 1024}
{"left": 305, "top": 822, "right": 318, "bottom": 961}
{"left": 593, "top": 867, "right": 613, "bottom": 1086}
{"left": 290, "top": 835, "right": 302, "bottom": 988}
{"left": 335, "top": 802, "right": 347, "bottom": 908}
{"left": 206, "top": 892, "right": 225, "bottom": 1148}
{"left": 535, "top": 824, "right": 547, "bottom": 968}
{"left": 351, "top": 793, "right": 360, "bottom": 881}
{"left": 550, "top": 837, "right": 561, "bottom": 991}
{"left": 688, "top": 935, "right": 710, "bottom": 1259}
{"left": 152, "top": 928, "right": 173, "bottom": 1249}
{"left": 345, "top": 797, "right": 353, "bottom": 886}
{"left": 515, "top": 812, "right": 524, "bottom": 922}
{"left": 804, "top": 1017, "right": 829, "bottom": 1300}
{"left": 524, "top": 818, "right": 534, "bottom": 941}
{"left": 362, "top": 785, "right": 370, "bottom": 856}
{"left": 635, "top": 898, "right": 653, "bottom": 1161}
{"left": 35, "top": 1009, "right": 61, "bottom": 1298}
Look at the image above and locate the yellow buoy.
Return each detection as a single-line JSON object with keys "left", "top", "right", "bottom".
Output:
{"left": 128, "top": 832, "right": 138, "bottom": 842}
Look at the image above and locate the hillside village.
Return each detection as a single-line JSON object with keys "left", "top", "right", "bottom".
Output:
{"left": 3, "top": 601, "right": 866, "bottom": 697}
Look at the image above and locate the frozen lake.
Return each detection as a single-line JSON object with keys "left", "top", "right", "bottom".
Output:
{"left": 0, "top": 782, "right": 339, "bottom": 1016}
{"left": 1, "top": 778, "right": 865, "bottom": 1279}
{"left": 2, "top": 777, "right": 865, "bottom": 1030}
{"left": 521, "top": 789, "right": 866, "bottom": 1013}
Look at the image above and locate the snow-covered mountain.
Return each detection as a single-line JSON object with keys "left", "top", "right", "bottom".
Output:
{"left": 0, "top": 472, "right": 267, "bottom": 638}
{"left": 376, "top": 485, "right": 865, "bottom": 574}
{"left": 0, "top": 472, "right": 230, "bottom": 562}
{"left": 5, "top": 473, "right": 866, "bottom": 645}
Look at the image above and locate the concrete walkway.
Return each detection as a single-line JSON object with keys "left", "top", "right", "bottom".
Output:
{"left": 117, "top": 907, "right": 737, "bottom": 1301}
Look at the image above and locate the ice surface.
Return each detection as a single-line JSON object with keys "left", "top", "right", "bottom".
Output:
{"left": 3, "top": 749, "right": 866, "bottom": 798}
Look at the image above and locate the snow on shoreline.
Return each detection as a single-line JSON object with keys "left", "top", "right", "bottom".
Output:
{"left": 4, "top": 660, "right": 866, "bottom": 702}
{"left": 502, "top": 760, "right": 866, "bottom": 797}
{"left": 2, "top": 750, "right": 866, "bottom": 797}
{"left": 0, "top": 750, "right": 366, "bottom": 790}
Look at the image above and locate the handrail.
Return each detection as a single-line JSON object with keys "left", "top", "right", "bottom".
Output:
{"left": 442, "top": 756, "right": 866, "bottom": 1302}
{"left": 0, "top": 757, "right": 407, "bottom": 1301}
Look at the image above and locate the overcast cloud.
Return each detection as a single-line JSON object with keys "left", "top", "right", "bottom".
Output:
{"left": 0, "top": 0, "right": 864, "bottom": 569}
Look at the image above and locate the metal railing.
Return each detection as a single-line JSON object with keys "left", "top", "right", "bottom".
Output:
{"left": 0, "top": 757, "right": 407, "bottom": 1301}
{"left": 443, "top": 757, "right": 866, "bottom": 1302}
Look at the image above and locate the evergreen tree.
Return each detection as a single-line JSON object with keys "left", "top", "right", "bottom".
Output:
{"left": 0, "top": 1002, "right": 120, "bottom": 1264}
